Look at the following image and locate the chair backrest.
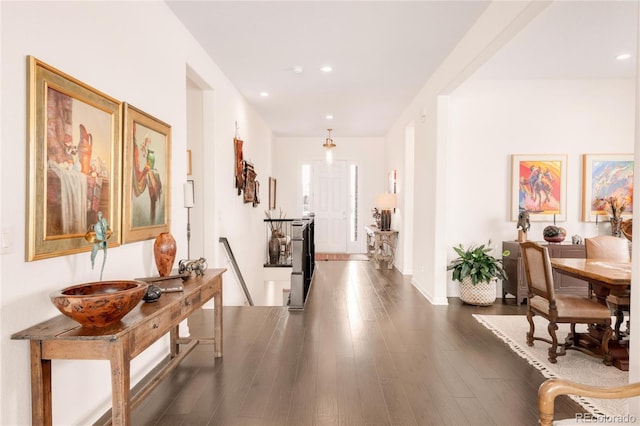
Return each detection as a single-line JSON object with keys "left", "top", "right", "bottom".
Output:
{"left": 520, "top": 241, "right": 555, "bottom": 301}
{"left": 585, "top": 235, "right": 630, "bottom": 262}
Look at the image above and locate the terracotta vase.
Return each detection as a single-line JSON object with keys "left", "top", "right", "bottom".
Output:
{"left": 154, "top": 232, "right": 176, "bottom": 277}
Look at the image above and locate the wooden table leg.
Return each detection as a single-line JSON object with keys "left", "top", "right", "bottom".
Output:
{"left": 169, "top": 326, "right": 179, "bottom": 358}
{"left": 30, "top": 340, "right": 52, "bottom": 426}
{"left": 109, "top": 342, "right": 131, "bottom": 425}
{"left": 215, "top": 288, "right": 223, "bottom": 358}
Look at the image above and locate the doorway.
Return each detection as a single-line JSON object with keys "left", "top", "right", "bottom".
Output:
{"left": 309, "top": 160, "right": 348, "bottom": 253}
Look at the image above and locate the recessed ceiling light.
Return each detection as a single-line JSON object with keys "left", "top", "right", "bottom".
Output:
{"left": 320, "top": 66, "right": 333, "bottom": 73}
{"left": 326, "top": 115, "right": 334, "bottom": 120}
{"left": 616, "top": 53, "right": 632, "bottom": 61}
{"left": 293, "top": 66, "right": 303, "bottom": 74}
{"left": 260, "top": 91, "right": 269, "bottom": 97}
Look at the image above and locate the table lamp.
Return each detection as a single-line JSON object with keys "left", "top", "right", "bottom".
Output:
{"left": 375, "top": 193, "right": 397, "bottom": 231}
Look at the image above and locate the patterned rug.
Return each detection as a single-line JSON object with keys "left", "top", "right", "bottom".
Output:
{"left": 474, "top": 314, "right": 629, "bottom": 417}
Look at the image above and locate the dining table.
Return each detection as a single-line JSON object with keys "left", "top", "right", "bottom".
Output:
{"left": 550, "top": 258, "right": 631, "bottom": 370}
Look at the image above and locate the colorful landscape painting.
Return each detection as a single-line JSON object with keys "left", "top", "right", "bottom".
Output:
{"left": 587, "top": 157, "right": 633, "bottom": 217}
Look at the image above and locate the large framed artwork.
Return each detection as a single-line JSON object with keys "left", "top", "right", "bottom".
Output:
{"left": 26, "top": 56, "right": 122, "bottom": 261}
{"left": 511, "top": 154, "right": 567, "bottom": 222}
{"left": 122, "top": 103, "right": 171, "bottom": 243}
{"left": 582, "top": 154, "right": 633, "bottom": 222}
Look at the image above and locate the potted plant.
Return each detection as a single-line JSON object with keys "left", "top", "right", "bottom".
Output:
{"left": 447, "top": 241, "right": 509, "bottom": 306}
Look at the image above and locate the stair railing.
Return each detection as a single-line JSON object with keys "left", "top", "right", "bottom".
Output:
{"left": 219, "top": 237, "right": 254, "bottom": 306}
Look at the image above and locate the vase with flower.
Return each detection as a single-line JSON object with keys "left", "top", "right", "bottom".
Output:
{"left": 604, "top": 196, "right": 628, "bottom": 237}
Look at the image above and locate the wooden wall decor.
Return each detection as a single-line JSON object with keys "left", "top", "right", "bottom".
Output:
{"left": 234, "top": 138, "right": 244, "bottom": 195}
{"left": 243, "top": 161, "right": 256, "bottom": 204}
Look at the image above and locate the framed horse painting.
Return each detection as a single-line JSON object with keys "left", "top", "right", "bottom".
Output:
{"left": 511, "top": 154, "right": 567, "bottom": 222}
{"left": 582, "top": 154, "right": 633, "bottom": 222}
{"left": 122, "top": 103, "right": 171, "bottom": 243}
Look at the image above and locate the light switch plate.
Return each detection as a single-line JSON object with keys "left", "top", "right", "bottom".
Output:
{"left": 1, "top": 227, "right": 13, "bottom": 254}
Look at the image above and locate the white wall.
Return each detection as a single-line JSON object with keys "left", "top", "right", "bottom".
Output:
{"left": 385, "top": 1, "right": 551, "bottom": 304}
{"left": 446, "top": 78, "right": 635, "bottom": 296}
{"left": 0, "top": 2, "right": 272, "bottom": 425}
{"left": 272, "top": 137, "right": 384, "bottom": 254}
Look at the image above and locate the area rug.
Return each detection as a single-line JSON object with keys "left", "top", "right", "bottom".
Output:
{"left": 315, "top": 253, "right": 369, "bottom": 261}
{"left": 474, "top": 314, "right": 629, "bottom": 417}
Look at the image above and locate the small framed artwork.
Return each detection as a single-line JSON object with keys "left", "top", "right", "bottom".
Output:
{"left": 26, "top": 56, "right": 122, "bottom": 261}
{"left": 388, "top": 169, "right": 397, "bottom": 212}
{"left": 511, "top": 154, "right": 567, "bottom": 222}
{"left": 269, "top": 177, "right": 277, "bottom": 210}
{"left": 122, "top": 103, "right": 171, "bottom": 243}
{"left": 388, "top": 169, "right": 397, "bottom": 194}
{"left": 582, "top": 154, "right": 633, "bottom": 221}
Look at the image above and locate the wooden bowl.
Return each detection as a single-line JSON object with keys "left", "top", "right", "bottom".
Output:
{"left": 50, "top": 280, "right": 148, "bottom": 328}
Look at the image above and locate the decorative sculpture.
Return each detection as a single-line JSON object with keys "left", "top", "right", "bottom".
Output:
{"left": 84, "top": 211, "right": 111, "bottom": 281}
{"left": 178, "top": 257, "right": 208, "bottom": 277}
{"left": 372, "top": 208, "right": 382, "bottom": 229}
{"left": 517, "top": 210, "right": 530, "bottom": 242}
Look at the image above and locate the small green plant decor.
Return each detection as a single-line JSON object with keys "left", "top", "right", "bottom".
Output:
{"left": 447, "top": 241, "right": 509, "bottom": 306}
{"left": 447, "top": 241, "right": 509, "bottom": 285}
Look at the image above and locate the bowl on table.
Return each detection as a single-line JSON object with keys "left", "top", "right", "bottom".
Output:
{"left": 50, "top": 280, "right": 148, "bottom": 328}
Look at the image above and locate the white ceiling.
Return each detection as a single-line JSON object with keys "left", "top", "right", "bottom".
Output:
{"left": 166, "top": 1, "right": 637, "bottom": 139}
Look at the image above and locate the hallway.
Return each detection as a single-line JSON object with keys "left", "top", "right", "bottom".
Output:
{"left": 129, "top": 261, "right": 584, "bottom": 425}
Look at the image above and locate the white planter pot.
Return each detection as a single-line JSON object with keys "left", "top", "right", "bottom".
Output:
{"left": 459, "top": 276, "right": 497, "bottom": 306}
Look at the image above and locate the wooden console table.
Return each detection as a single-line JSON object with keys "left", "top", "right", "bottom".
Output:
{"left": 11, "top": 268, "right": 225, "bottom": 426}
{"left": 365, "top": 225, "right": 398, "bottom": 269}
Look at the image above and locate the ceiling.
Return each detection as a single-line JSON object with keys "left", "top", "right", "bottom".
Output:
{"left": 166, "top": 1, "right": 637, "bottom": 139}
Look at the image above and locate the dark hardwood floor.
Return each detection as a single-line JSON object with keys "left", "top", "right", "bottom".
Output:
{"left": 130, "top": 260, "right": 585, "bottom": 425}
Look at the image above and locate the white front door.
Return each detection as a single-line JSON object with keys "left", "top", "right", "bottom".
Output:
{"left": 312, "top": 160, "right": 348, "bottom": 253}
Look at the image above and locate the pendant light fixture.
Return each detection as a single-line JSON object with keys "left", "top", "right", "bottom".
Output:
{"left": 323, "top": 128, "right": 336, "bottom": 164}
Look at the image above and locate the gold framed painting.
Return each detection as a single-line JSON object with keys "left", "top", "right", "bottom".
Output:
{"left": 26, "top": 56, "right": 122, "bottom": 261}
{"left": 511, "top": 154, "right": 567, "bottom": 222}
{"left": 122, "top": 103, "right": 171, "bottom": 243}
{"left": 269, "top": 177, "right": 277, "bottom": 210}
{"left": 582, "top": 153, "right": 633, "bottom": 222}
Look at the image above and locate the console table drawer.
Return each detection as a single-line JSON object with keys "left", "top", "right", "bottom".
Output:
{"left": 131, "top": 305, "right": 181, "bottom": 356}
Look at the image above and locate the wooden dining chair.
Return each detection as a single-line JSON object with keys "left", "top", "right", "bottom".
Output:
{"left": 539, "top": 378, "right": 640, "bottom": 426}
{"left": 585, "top": 235, "right": 631, "bottom": 340}
{"left": 520, "top": 241, "right": 613, "bottom": 364}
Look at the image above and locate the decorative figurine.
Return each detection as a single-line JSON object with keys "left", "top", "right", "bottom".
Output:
{"left": 517, "top": 210, "right": 530, "bottom": 242}
{"left": 143, "top": 284, "right": 162, "bottom": 302}
{"left": 372, "top": 208, "right": 382, "bottom": 228}
{"left": 84, "top": 211, "right": 111, "bottom": 281}
{"left": 572, "top": 234, "right": 583, "bottom": 245}
{"left": 178, "top": 257, "right": 208, "bottom": 277}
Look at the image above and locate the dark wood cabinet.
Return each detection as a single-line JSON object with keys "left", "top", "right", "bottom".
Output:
{"left": 502, "top": 241, "right": 588, "bottom": 305}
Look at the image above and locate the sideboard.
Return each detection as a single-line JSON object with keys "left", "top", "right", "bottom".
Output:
{"left": 11, "top": 268, "right": 225, "bottom": 426}
{"left": 365, "top": 225, "right": 398, "bottom": 269}
{"left": 502, "top": 241, "right": 588, "bottom": 305}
